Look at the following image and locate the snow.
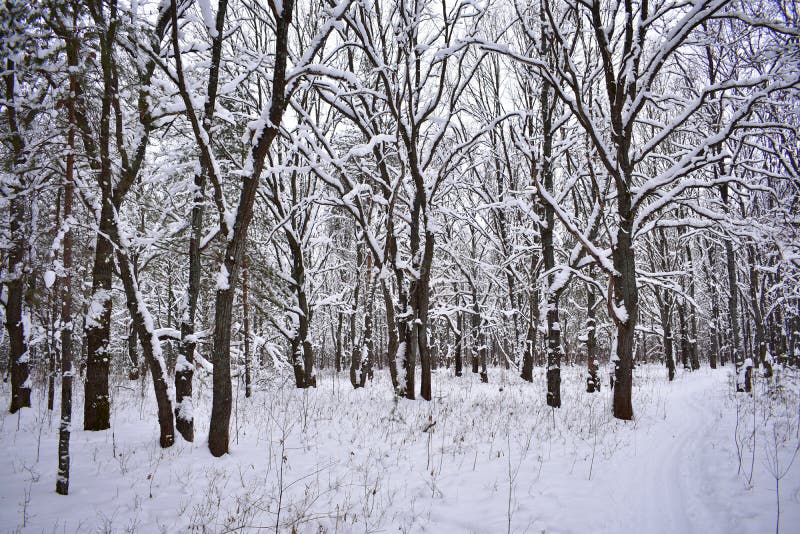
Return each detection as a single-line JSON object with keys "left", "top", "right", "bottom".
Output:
{"left": 395, "top": 341, "right": 407, "bottom": 389}
{"left": 197, "top": 0, "right": 218, "bottom": 38}
{"left": 21, "top": 311, "right": 32, "bottom": 344}
{"left": 612, "top": 300, "right": 629, "bottom": 323}
{"left": 85, "top": 290, "right": 110, "bottom": 330}
{"left": 2, "top": 366, "right": 797, "bottom": 533}
{"left": 175, "top": 397, "right": 194, "bottom": 423}
{"left": 216, "top": 264, "right": 230, "bottom": 290}
{"left": 43, "top": 270, "right": 56, "bottom": 289}
{"left": 223, "top": 210, "right": 236, "bottom": 241}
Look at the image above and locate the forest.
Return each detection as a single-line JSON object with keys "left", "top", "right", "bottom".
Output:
{"left": 1, "top": 0, "right": 799, "bottom": 532}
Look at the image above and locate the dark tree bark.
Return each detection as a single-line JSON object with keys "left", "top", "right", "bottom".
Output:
{"left": 115, "top": 250, "right": 175, "bottom": 448}
{"left": 382, "top": 281, "right": 399, "bottom": 389}
{"left": 746, "top": 244, "right": 767, "bottom": 372}
{"left": 454, "top": 309, "right": 463, "bottom": 377}
{"left": 678, "top": 303, "right": 690, "bottom": 370}
{"left": 349, "top": 244, "right": 363, "bottom": 389}
{"left": 416, "top": 232, "right": 435, "bottom": 397}
{"left": 4, "top": 55, "right": 32, "bottom": 414}
{"left": 128, "top": 320, "right": 140, "bottom": 380}
{"left": 470, "top": 288, "right": 481, "bottom": 375}
{"left": 287, "top": 232, "right": 315, "bottom": 389}
{"left": 654, "top": 281, "right": 676, "bottom": 382}
{"left": 520, "top": 270, "right": 538, "bottom": 382}
{"left": 704, "top": 20, "right": 745, "bottom": 387}
{"left": 359, "top": 287, "right": 374, "bottom": 388}
{"left": 208, "top": 0, "right": 296, "bottom": 457}
{"left": 586, "top": 277, "right": 599, "bottom": 392}
{"left": 79, "top": 0, "right": 170, "bottom": 432}
{"left": 721, "top": 184, "right": 745, "bottom": 391}
{"left": 703, "top": 241, "right": 719, "bottom": 369}
{"left": 172, "top": 0, "right": 228, "bottom": 443}
{"left": 686, "top": 244, "right": 700, "bottom": 370}
{"left": 243, "top": 258, "right": 252, "bottom": 398}
{"left": 534, "top": 28, "right": 563, "bottom": 408}
{"left": 56, "top": 26, "right": 78, "bottom": 493}
{"left": 335, "top": 311, "right": 343, "bottom": 373}
{"left": 84, "top": 199, "right": 114, "bottom": 430}
{"left": 47, "top": 193, "right": 61, "bottom": 412}
{"left": 610, "top": 213, "right": 637, "bottom": 420}
{"left": 82, "top": 0, "right": 119, "bottom": 430}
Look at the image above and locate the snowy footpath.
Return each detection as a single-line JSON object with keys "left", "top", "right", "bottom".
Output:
{"left": 1, "top": 364, "right": 798, "bottom": 533}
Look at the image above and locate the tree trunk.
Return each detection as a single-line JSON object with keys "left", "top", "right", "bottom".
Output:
{"left": 243, "top": 258, "right": 252, "bottom": 398}
{"left": 112, "top": 237, "right": 175, "bottom": 448}
{"left": 545, "top": 303, "right": 562, "bottom": 407}
{"left": 56, "top": 54, "right": 77, "bottom": 493}
{"left": 359, "top": 299, "right": 374, "bottom": 388}
{"left": 417, "top": 230, "right": 435, "bottom": 399}
{"left": 704, "top": 244, "right": 719, "bottom": 369}
{"left": 335, "top": 311, "right": 343, "bottom": 373}
{"left": 349, "top": 244, "right": 363, "bottom": 389}
{"left": 128, "top": 320, "right": 140, "bottom": 380}
{"left": 84, "top": 196, "right": 114, "bottom": 430}
{"left": 454, "top": 309, "right": 463, "bottom": 377}
{"left": 521, "top": 279, "right": 538, "bottom": 382}
{"left": 47, "top": 192, "right": 61, "bottom": 412}
{"left": 540, "top": 71, "right": 561, "bottom": 408}
{"left": 678, "top": 303, "right": 690, "bottom": 370}
{"left": 586, "top": 278, "right": 599, "bottom": 392}
{"left": 721, "top": 183, "right": 744, "bottom": 391}
{"left": 376, "top": 282, "right": 396, "bottom": 388}
{"left": 471, "top": 291, "right": 480, "bottom": 375}
{"left": 661, "top": 302, "right": 676, "bottom": 382}
{"left": 173, "top": 0, "right": 228, "bottom": 443}
{"left": 611, "top": 215, "right": 637, "bottom": 421}
{"left": 175, "top": 170, "right": 201, "bottom": 440}
{"left": 289, "top": 235, "right": 315, "bottom": 389}
{"left": 686, "top": 244, "right": 700, "bottom": 370}
{"left": 746, "top": 245, "right": 767, "bottom": 370}
{"left": 83, "top": 8, "right": 118, "bottom": 430}
{"left": 208, "top": 0, "right": 294, "bottom": 456}
{"left": 4, "top": 56, "right": 31, "bottom": 414}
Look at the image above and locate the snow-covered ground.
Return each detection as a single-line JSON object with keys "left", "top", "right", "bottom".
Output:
{"left": 1, "top": 364, "right": 798, "bottom": 533}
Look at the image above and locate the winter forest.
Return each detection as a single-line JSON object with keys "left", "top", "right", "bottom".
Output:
{"left": 1, "top": 0, "right": 799, "bottom": 531}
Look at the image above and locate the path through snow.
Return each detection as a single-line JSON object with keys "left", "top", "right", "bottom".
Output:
{"left": 1, "top": 365, "right": 798, "bottom": 533}
{"left": 625, "top": 370, "right": 721, "bottom": 534}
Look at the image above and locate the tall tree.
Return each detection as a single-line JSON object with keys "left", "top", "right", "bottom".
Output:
{"left": 55, "top": 0, "right": 79, "bottom": 494}
{"left": 204, "top": 0, "right": 348, "bottom": 456}
{"left": 482, "top": 0, "right": 797, "bottom": 418}
{"left": 2, "top": 34, "right": 32, "bottom": 414}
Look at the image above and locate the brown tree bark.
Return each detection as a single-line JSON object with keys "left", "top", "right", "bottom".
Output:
{"left": 47, "top": 192, "right": 62, "bottom": 412}
{"left": 586, "top": 277, "right": 599, "bottom": 392}
{"left": 520, "top": 270, "right": 538, "bottom": 382}
{"left": 56, "top": 22, "right": 78, "bottom": 492}
{"left": 172, "top": 0, "right": 228, "bottom": 443}
{"left": 243, "top": 258, "right": 252, "bottom": 398}
{"left": 678, "top": 302, "right": 690, "bottom": 370}
{"left": 335, "top": 311, "right": 343, "bottom": 373}
{"left": 208, "top": 0, "right": 295, "bottom": 457}
{"left": 686, "top": 244, "right": 700, "bottom": 370}
{"left": 610, "top": 214, "right": 637, "bottom": 420}
{"left": 115, "top": 249, "right": 175, "bottom": 448}
{"left": 454, "top": 309, "right": 464, "bottom": 377}
{"left": 703, "top": 241, "right": 720, "bottom": 369}
{"left": 721, "top": 184, "right": 745, "bottom": 391}
{"left": 287, "top": 232, "right": 315, "bottom": 389}
{"left": 4, "top": 55, "right": 32, "bottom": 414}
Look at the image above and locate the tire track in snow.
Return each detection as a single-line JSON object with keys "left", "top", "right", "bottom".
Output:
{"left": 633, "top": 371, "right": 721, "bottom": 534}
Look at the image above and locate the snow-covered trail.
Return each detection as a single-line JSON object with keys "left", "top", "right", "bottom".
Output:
{"left": 1, "top": 365, "right": 798, "bottom": 533}
{"left": 625, "top": 370, "right": 722, "bottom": 534}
